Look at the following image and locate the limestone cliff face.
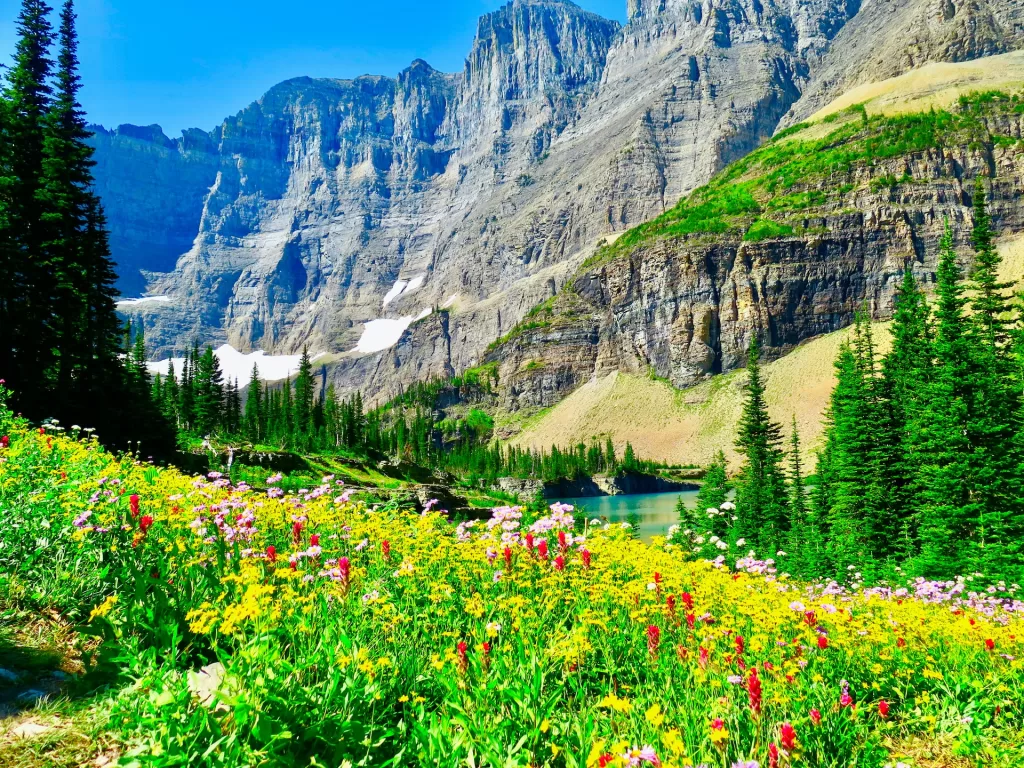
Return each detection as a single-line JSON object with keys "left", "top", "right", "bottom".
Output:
{"left": 782, "top": 0, "right": 1024, "bottom": 126}
{"left": 480, "top": 109, "right": 1024, "bottom": 414}
{"left": 93, "top": 0, "right": 1024, "bottom": 400}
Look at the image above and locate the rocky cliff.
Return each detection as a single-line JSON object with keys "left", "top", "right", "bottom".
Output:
{"left": 480, "top": 94, "right": 1024, "bottom": 415}
{"left": 93, "top": 0, "right": 1024, "bottom": 399}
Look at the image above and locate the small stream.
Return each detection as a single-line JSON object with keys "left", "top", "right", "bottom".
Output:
{"left": 555, "top": 490, "right": 701, "bottom": 542}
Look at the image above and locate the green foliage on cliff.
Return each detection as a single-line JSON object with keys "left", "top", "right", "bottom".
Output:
{"left": 580, "top": 89, "right": 1024, "bottom": 274}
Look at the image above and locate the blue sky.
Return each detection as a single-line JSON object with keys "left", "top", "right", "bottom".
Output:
{"left": 0, "top": 0, "right": 627, "bottom": 136}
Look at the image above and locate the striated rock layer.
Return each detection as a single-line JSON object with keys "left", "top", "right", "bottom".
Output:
{"left": 93, "top": 0, "right": 1024, "bottom": 399}
{"left": 480, "top": 107, "right": 1024, "bottom": 415}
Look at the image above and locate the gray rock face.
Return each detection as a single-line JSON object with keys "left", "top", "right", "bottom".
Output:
{"left": 482, "top": 112, "right": 1024, "bottom": 415}
{"left": 782, "top": 0, "right": 1024, "bottom": 126}
{"left": 94, "top": 0, "right": 1024, "bottom": 402}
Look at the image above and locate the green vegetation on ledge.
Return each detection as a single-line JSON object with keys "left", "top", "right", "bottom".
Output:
{"left": 580, "top": 90, "right": 1024, "bottom": 273}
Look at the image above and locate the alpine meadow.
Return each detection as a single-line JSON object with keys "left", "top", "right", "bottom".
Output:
{"left": 2, "top": 1, "right": 1024, "bottom": 767}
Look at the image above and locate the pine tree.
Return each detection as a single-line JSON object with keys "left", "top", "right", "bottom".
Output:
{"left": 244, "top": 363, "right": 263, "bottom": 442}
{"left": 4, "top": 0, "right": 55, "bottom": 407}
{"left": 293, "top": 347, "right": 315, "bottom": 445}
{"left": 695, "top": 450, "right": 730, "bottom": 513}
{"left": 734, "top": 339, "right": 788, "bottom": 555}
{"left": 915, "top": 225, "right": 975, "bottom": 577}
{"left": 39, "top": 0, "right": 100, "bottom": 399}
{"left": 879, "top": 268, "right": 931, "bottom": 545}
{"left": 964, "top": 183, "right": 1020, "bottom": 574}
{"left": 969, "top": 176, "right": 1014, "bottom": 353}
{"left": 194, "top": 347, "right": 224, "bottom": 435}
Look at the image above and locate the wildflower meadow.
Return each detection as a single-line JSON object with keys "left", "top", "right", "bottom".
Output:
{"left": 1, "top": 389, "right": 1022, "bottom": 767}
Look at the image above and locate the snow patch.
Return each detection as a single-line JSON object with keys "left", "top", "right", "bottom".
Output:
{"left": 147, "top": 345, "right": 324, "bottom": 383}
{"left": 381, "top": 274, "right": 425, "bottom": 307}
{"left": 117, "top": 296, "right": 171, "bottom": 306}
{"left": 353, "top": 308, "right": 432, "bottom": 354}
{"left": 441, "top": 294, "right": 458, "bottom": 308}
{"left": 382, "top": 280, "right": 409, "bottom": 307}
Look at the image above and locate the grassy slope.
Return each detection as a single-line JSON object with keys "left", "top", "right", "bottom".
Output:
{"left": 808, "top": 50, "right": 1024, "bottom": 122}
{"left": 510, "top": 323, "right": 891, "bottom": 470}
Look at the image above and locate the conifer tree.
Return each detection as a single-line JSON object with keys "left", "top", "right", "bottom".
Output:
{"left": 879, "top": 268, "right": 931, "bottom": 539}
{"left": 244, "top": 363, "right": 263, "bottom": 442}
{"left": 969, "top": 177, "right": 1014, "bottom": 354}
{"left": 786, "top": 417, "right": 809, "bottom": 567}
{"left": 734, "top": 339, "right": 788, "bottom": 554}
{"left": 194, "top": 347, "right": 224, "bottom": 435}
{"left": 694, "top": 450, "right": 730, "bottom": 513}
{"left": 4, "top": 0, "right": 55, "bottom": 406}
{"left": 964, "top": 184, "right": 1020, "bottom": 574}
{"left": 40, "top": 0, "right": 99, "bottom": 398}
{"left": 293, "top": 347, "right": 315, "bottom": 445}
{"left": 915, "top": 225, "right": 974, "bottom": 577}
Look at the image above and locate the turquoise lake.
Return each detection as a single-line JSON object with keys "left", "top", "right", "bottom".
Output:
{"left": 555, "top": 490, "right": 701, "bottom": 542}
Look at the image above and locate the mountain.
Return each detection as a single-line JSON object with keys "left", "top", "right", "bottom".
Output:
{"left": 96, "top": 0, "right": 1024, "bottom": 401}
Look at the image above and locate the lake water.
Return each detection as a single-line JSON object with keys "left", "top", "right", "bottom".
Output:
{"left": 556, "top": 490, "right": 701, "bottom": 542}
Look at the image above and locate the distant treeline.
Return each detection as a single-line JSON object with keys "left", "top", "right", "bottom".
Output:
{"left": 140, "top": 343, "right": 668, "bottom": 484}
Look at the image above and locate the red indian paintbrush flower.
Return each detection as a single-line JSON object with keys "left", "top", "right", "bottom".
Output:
{"left": 537, "top": 540, "right": 548, "bottom": 559}
{"left": 666, "top": 594, "right": 676, "bottom": 619}
{"left": 339, "top": 556, "right": 351, "bottom": 585}
{"left": 0, "top": 435, "right": 9, "bottom": 449}
{"left": 525, "top": 532, "right": 534, "bottom": 551}
{"left": 581, "top": 549, "right": 591, "bottom": 568}
{"left": 558, "top": 530, "right": 568, "bottom": 551}
{"left": 897, "top": 636, "right": 907, "bottom": 648}
{"left": 129, "top": 494, "right": 140, "bottom": 518}
{"left": 780, "top": 722, "right": 796, "bottom": 750}
{"left": 810, "top": 708, "right": 822, "bottom": 726}
{"left": 457, "top": 641, "right": 469, "bottom": 674}
{"left": 686, "top": 613, "right": 696, "bottom": 630}
{"left": 139, "top": 514, "right": 154, "bottom": 534}
{"left": 699, "top": 646, "right": 709, "bottom": 668}
{"left": 310, "top": 533, "right": 320, "bottom": 547}
{"left": 985, "top": 638, "right": 995, "bottom": 651}
{"left": 503, "top": 546, "right": 512, "bottom": 568}
{"left": 554, "top": 555, "right": 565, "bottom": 571}
{"left": 266, "top": 545, "right": 277, "bottom": 563}
{"left": 681, "top": 591, "right": 694, "bottom": 610}
{"left": 747, "top": 667, "right": 763, "bottom": 715}
{"left": 292, "top": 521, "right": 303, "bottom": 545}
{"left": 817, "top": 635, "right": 828, "bottom": 650}
{"left": 735, "top": 634, "right": 745, "bottom": 655}
{"left": 769, "top": 743, "right": 780, "bottom": 768}
{"left": 647, "top": 625, "right": 660, "bottom": 657}
{"left": 805, "top": 610, "right": 817, "bottom": 626}
{"left": 878, "top": 700, "right": 890, "bottom": 718}
{"left": 382, "top": 539, "right": 391, "bottom": 560}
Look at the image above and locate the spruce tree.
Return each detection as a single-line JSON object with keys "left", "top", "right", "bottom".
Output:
{"left": 786, "top": 416, "right": 809, "bottom": 569}
{"left": 965, "top": 184, "right": 1020, "bottom": 574}
{"left": 694, "top": 450, "right": 730, "bottom": 513}
{"left": 4, "top": 0, "right": 55, "bottom": 407}
{"left": 40, "top": 0, "right": 98, "bottom": 399}
{"left": 734, "top": 339, "right": 788, "bottom": 555}
{"left": 244, "top": 363, "right": 262, "bottom": 442}
{"left": 915, "top": 225, "right": 975, "bottom": 577}
{"left": 969, "top": 176, "right": 1014, "bottom": 353}
{"left": 194, "top": 347, "right": 224, "bottom": 435}
{"left": 879, "top": 268, "right": 931, "bottom": 543}
{"left": 293, "top": 347, "right": 315, "bottom": 445}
